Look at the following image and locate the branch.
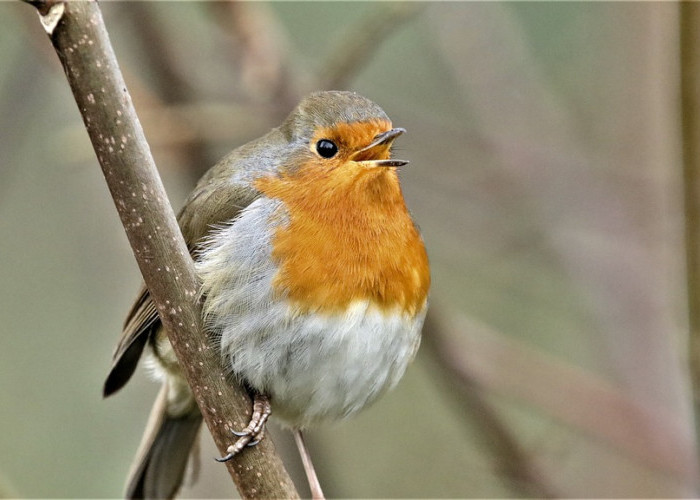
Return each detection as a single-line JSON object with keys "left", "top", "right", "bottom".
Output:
{"left": 681, "top": 3, "right": 700, "bottom": 412}
{"left": 22, "top": 1, "right": 298, "bottom": 498}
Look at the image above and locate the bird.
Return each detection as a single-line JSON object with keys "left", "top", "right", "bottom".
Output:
{"left": 103, "top": 90, "right": 430, "bottom": 499}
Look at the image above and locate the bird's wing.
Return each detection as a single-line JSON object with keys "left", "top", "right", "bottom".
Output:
{"left": 103, "top": 283, "right": 159, "bottom": 396}
{"left": 103, "top": 161, "right": 262, "bottom": 397}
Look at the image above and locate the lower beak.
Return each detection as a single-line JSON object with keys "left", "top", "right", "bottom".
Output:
{"left": 361, "top": 159, "right": 408, "bottom": 167}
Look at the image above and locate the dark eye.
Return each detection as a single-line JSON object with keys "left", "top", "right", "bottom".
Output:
{"left": 316, "top": 139, "right": 338, "bottom": 158}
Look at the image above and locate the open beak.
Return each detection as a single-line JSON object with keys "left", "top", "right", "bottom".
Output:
{"left": 353, "top": 127, "right": 408, "bottom": 167}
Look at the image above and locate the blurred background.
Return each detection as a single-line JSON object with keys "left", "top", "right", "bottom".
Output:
{"left": 1, "top": 2, "right": 698, "bottom": 498}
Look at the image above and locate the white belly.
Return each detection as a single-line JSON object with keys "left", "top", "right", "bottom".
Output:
{"left": 223, "top": 300, "right": 423, "bottom": 428}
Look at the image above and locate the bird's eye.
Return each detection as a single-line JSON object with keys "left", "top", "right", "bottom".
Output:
{"left": 316, "top": 139, "right": 338, "bottom": 159}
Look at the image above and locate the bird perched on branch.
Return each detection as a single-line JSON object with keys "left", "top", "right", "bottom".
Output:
{"left": 104, "top": 90, "right": 430, "bottom": 499}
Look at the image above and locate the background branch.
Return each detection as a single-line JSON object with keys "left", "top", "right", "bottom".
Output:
{"left": 317, "top": 3, "right": 421, "bottom": 91}
{"left": 681, "top": 2, "right": 700, "bottom": 418}
{"left": 121, "top": 2, "right": 211, "bottom": 183}
{"left": 424, "top": 307, "right": 698, "bottom": 484}
{"left": 422, "top": 308, "right": 557, "bottom": 498}
{"left": 209, "top": 2, "right": 295, "bottom": 107}
{"left": 22, "top": 1, "right": 298, "bottom": 498}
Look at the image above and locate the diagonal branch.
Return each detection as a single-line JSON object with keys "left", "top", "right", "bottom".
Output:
{"left": 21, "top": 1, "right": 298, "bottom": 498}
{"left": 424, "top": 306, "right": 698, "bottom": 487}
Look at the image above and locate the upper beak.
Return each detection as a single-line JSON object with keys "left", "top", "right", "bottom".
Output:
{"left": 353, "top": 127, "right": 408, "bottom": 167}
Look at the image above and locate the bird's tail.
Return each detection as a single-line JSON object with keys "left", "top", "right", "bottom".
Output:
{"left": 125, "top": 382, "right": 202, "bottom": 499}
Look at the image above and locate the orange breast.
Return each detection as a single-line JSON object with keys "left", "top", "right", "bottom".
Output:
{"left": 255, "top": 161, "right": 429, "bottom": 317}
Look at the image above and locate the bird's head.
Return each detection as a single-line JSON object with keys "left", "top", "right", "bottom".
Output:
{"left": 277, "top": 91, "right": 408, "bottom": 182}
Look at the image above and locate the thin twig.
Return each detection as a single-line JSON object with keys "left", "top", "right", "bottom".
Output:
{"left": 21, "top": 1, "right": 298, "bottom": 498}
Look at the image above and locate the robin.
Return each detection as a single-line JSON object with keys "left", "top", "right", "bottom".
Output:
{"left": 103, "top": 90, "right": 430, "bottom": 499}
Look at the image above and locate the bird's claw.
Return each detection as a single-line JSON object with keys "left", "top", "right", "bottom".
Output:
{"left": 215, "top": 394, "right": 271, "bottom": 462}
{"left": 215, "top": 452, "right": 235, "bottom": 463}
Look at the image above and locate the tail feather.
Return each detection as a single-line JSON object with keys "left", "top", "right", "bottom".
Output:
{"left": 126, "top": 384, "right": 202, "bottom": 499}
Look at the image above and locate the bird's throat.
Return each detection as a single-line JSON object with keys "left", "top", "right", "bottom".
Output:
{"left": 255, "top": 168, "right": 430, "bottom": 317}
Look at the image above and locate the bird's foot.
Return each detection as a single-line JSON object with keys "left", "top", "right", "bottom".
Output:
{"left": 215, "top": 394, "right": 271, "bottom": 462}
